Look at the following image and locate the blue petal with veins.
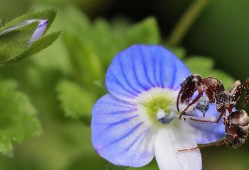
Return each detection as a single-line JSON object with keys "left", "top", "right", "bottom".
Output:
{"left": 105, "top": 45, "right": 191, "bottom": 101}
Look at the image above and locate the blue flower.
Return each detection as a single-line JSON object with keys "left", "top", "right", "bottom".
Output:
{"left": 91, "top": 45, "right": 225, "bottom": 170}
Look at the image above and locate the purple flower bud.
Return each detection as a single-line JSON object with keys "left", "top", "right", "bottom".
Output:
{"left": 28, "top": 19, "right": 48, "bottom": 45}
{"left": 0, "top": 19, "right": 48, "bottom": 47}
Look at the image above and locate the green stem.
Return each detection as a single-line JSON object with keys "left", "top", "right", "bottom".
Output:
{"left": 167, "top": 0, "right": 209, "bottom": 46}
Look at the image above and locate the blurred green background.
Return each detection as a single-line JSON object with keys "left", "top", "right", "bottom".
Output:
{"left": 0, "top": 0, "right": 249, "bottom": 170}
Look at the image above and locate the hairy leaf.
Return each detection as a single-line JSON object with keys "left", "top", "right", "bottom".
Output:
{"left": 0, "top": 80, "right": 41, "bottom": 156}
{"left": 57, "top": 80, "right": 95, "bottom": 124}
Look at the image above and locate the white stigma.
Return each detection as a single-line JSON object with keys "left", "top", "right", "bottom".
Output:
{"left": 157, "top": 109, "right": 166, "bottom": 120}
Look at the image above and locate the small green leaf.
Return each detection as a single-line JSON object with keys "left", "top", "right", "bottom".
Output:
{"left": 168, "top": 46, "right": 186, "bottom": 59}
{"left": 0, "top": 80, "right": 41, "bottom": 157}
{"left": 12, "top": 31, "right": 62, "bottom": 63}
{"left": 184, "top": 56, "right": 214, "bottom": 73}
{"left": 0, "top": 9, "right": 56, "bottom": 33}
{"left": 127, "top": 17, "right": 160, "bottom": 44}
{"left": 57, "top": 80, "right": 96, "bottom": 124}
{"left": 59, "top": 7, "right": 161, "bottom": 85}
{"left": 1, "top": 31, "right": 61, "bottom": 64}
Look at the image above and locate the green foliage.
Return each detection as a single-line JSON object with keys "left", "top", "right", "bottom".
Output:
{"left": 0, "top": 4, "right": 239, "bottom": 170}
{"left": 126, "top": 17, "right": 160, "bottom": 45}
{"left": 0, "top": 9, "right": 57, "bottom": 32}
{"left": 60, "top": 6, "right": 160, "bottom": 80}
{"left": 0, "top": 9, "right": 61, "bottom": 64}
{"left": 0, "top": 80, "right": 41, "bottom": 157}
{"left": 57, "top": 80, "right": 95, "bottom": 124}
{"left": 0, "top": 8, "right": 61, "bottom": 158}
{"left": 0, "top": 9, "right": 56, "bottom": 32}
{"left": 184, "top": 56, "right": 214, "bottom": 72}
{"left": 14, "top": 31, "right": 62, "bottom": 62}
{"left": 167, "top": 46, "right": 186, "bottom": 59}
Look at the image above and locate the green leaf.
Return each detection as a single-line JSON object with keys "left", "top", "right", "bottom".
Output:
{"left": 11, "top": 31, "right": 62, "bottom": 63}
{"left": 57, "top": 80, "right": 96, "bottom": 124}
{"left": 30, "top": 36, "right": 72, "bottom": 74}
{"left": 0, "top": 80, "right": 41, "bottom": 157}
{"left": 0, "top": 9, "right": 56, "bottom": 33}
{"left": 127, "top": 17, "right": 160, "bottom": 44}
{"left": 167, "top": 46, "right": 186, "bottom": 59}
{"left": 184, "top": 56, "right": 214, "bottom": 73}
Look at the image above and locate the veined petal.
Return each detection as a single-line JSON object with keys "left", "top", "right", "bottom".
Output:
{"left": 105, "top": 45, "right": 191, "bottom": 101}
{"left": 91, "top": 94, "right": 156, "bottom": 167}
{"left": 189, "top": 104, "right": 225, "bottom": 144}
{"left": 155, "top": 123, "right": 202, "bottom": 170}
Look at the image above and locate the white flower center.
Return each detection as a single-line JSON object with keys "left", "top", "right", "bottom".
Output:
{"left": 134, "top": 87, "right": 181, "bottom": 127}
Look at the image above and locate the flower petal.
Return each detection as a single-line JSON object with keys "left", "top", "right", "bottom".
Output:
{"left": 188, "top": 104, "right": 225, "bottom": 144}
{"left": 106, "top": 45, "right": 190, "bottom": 101}
{"left": 91, "top": 94, "right": 156, "bottom": 167}
{"left": 155, "top": 123, "right": 202, "bottom": 170}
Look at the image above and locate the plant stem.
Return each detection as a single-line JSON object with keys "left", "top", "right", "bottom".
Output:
{"left": 167, "top": 0, "right": 209, "bottom": 46}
